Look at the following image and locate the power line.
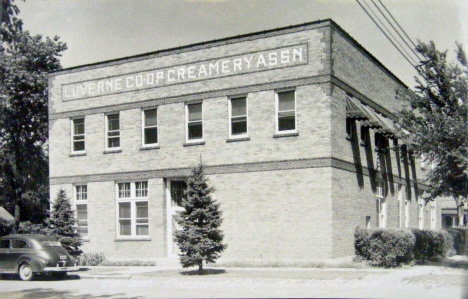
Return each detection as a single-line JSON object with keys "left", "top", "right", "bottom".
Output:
{"left": 370, "top": 0, "right": 424, "bottom": 63}
{"left": 355, "top": 0, "right": 420, "bottom": 71}
{"left": 361, "top": 0, "right": 419, "bottom": 66}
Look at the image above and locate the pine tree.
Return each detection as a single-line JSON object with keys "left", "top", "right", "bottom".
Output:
{"left": 47, "top": 189, "right": 83, "bottom": 258}
{"left": 174, "top": 163, "right": 227, "bottom": 273}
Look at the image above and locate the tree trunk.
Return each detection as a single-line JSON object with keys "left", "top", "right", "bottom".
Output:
{"left": 11, "top": 187, "right": 21, "bottom": 234}
{"left": 198, "top": 261, "right": 203, "bottom": 274}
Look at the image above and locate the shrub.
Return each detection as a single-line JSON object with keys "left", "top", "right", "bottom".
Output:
{"left": 441, "top": 230, "right": 456, "bottom": 257}
{"left": 77, "top": 252, "right": 106, "bottom": 266}
{"left": 0, "top": 218, "right": 13, "bottom": 237}
{"left": 354, "top": 227, "right": 414, "bottom": 267}
{"left": 18, "top": 221, "right": 50, "bottom": 235}
{"left": 447, "top": 228, "right": 468, "bottom": 255}
{"left": 411, "top": 229, "right": 445, "bottom": 260}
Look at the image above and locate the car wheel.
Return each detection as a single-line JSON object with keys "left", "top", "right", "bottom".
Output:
{"left": 18, "top": 263, "right": 34, "bottom": 281}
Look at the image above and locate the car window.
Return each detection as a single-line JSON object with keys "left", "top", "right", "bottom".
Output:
{"left": 41, "top": 240, "right": 62, "bottom": 247}
{"left": 0, "top": 240, "right": 10, "bottom": 249}
{"left": 12, "top": 240, "right": 30, "bottom": 249}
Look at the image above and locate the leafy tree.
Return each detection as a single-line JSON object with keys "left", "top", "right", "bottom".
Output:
{"left": 0, "top": 0, "right": 67, "bottom": 231}
{"left": 47, "top": 189, "right": 83, "bottom": 258}
{"left": 174, "top": 163, "right": 227, "bottom": 273}
{"left": 398, "top": 41, "right": 467, "bottom": 226}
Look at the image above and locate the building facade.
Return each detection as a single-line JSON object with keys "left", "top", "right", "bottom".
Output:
{"left": 48, "top": 19, "right": 441, "bottom": 262}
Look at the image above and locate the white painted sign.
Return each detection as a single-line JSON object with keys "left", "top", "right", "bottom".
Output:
{"left": 62, "top": 44, "right": 308, "bottom": 101}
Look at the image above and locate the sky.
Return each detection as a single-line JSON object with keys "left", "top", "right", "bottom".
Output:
{"left": 16, "top": 0, "right": 468, "bottom": 87}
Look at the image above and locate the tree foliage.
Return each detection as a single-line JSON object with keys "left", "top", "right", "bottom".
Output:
{"left": 174, "top": 163, "right": 227, "bottom": 272}
{"left": 398, "top": 41, "right": 467, "bottom": 224}
{"left": 47, "top": 189, "right": 83, "bottom": 258}
{"left": 0, "top": 0, "right": 67, "bottom": 230}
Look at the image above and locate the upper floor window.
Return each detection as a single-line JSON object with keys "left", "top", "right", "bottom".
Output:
{"left": 186, "top": 103, "right": 203, "bottom": 141}
{"left": 72, "top": 118, "right": 85, "bottom": 153}
{"left": 276, "top": 90, "right": 296, "bottom": 133}
{"left": 142, "top": 109, "right": 158, "bottom": 146}
{"left": 229, "top": 97, "right": 248, "bottom": 137}
{"left": 106, "top": 114, "right": 120, "bottom": 149}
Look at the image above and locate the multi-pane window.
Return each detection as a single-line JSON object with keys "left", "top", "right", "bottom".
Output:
{"left": 76, "top": 185, "right": 87, "bottom": 200}
{"left": 72, "top": 118, "right": 85, "bottom": 152}
{"left": 143, "top": 109, "right": 158, "bottom": 145}
{"left": 118, "top": 183, "right": 131, "bottom": 198}
{"left": 75, "top": 185, "right": 88, "bottom": 238}
{"left": 276, "top": 90, "right": 296, "bottom": 132}
{"left": 418, "top": 198, "right": 425, "bottom": 229}
{"left": 106, "top": 114, "right": 120, "bottom": 149}
{"left": 430, "top": 202, "right": 436, "bottom": 230}
{"left": 136, "top": 181, "right": 148, "bottom": 197}
{"left": 170, "top": 180, "right": 187, "bottom": 207}
{"left": 229, "top": 97, "right": 248, "bottom": 137}
{"left": 187, "top": 103, "right": 203, "bottom": 141}
{"left": 116, "top": 182, "right": 149, "bottom": 238}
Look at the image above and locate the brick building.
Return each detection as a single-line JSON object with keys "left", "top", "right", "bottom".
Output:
{"left": 48, "top": 19, "right": 440, "bottom": 262}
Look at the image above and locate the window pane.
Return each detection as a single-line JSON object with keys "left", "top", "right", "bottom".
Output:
{"left": 74, "top": 119, "right": 85, "bottom": 135}
{"left": 119, "top": 220, "right": 131, "bottom": 235}
{"left": 108, "top": 114, "right": 120, "bottom": 131}
{"left": 171, "top": 181, "right": 187, "bottom": 207}
{"left": 188, "top": 104, "right": 202, "bottom": 121}
{"left": 278, "top": 91, "right": 295, "bottom": 111}
{"left": 119, "top": 202, "right": 131, "bottom": 219}
{"left": 144, "top": 128, "right": 158, "bottom": 144}
{"left": 77, "top": 205, "right": 88, "bottom": 221}
{"left": 144, "top": 109, "right": 158, "bottom": 127}
{"left": 231, "top": 98, "right": 246, "bottom": 117}
{"left": 136, "top": 225, "right": 149, "bottom": 236}
{"left": 231, "top": 119, "right": 247, "bottom": 135}
{"left": 136, "top": 202, "right": 148, "bottom": 218}
{"left": 118, "top": 183, "right": 130, "bottom": 198}
{"left": 0, "top": 240, "right": 9, "bottom": 249}
{"left": 188, "top": 123, "right": 203, "bottom": 140}
{"left": 79, "top": 227, "right": 89, "bottom": 236}
{"left": 136, "top": 182, "right": 148, "bottom": 197}
{"left": 278, "top": 116, "right": 296, "bottom": 131}
{"left": 12, "top": 240, "right": 30, "bottom": 249}
{"left": 74, "top": 141, "right": 85, "bottom": 152}
{"left": 108, "top": 137, "right": 120, "bottom": 148}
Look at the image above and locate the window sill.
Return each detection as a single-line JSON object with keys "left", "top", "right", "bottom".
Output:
{"left": 226, "top": 137, "right": 250, "bottom": 143}
{"left": 183, "top": 141, "right": 205, "bottom": 147}
{"left": 82, "top": 238, "right": 90, "bottom": 242}
{"left": 114, "top": 238, "right": 151, "bottom": 242}
{"left": 103, "top": 149, "right": 122, "bottom": 154}
{"left": 273, "top": 132, "right": 299, "bottom": 138}
{"left": 140, "top": 145, "right": 160, "bottom": 151}
{"left": 69, "top": 152, "right": 86, "bottom": 157}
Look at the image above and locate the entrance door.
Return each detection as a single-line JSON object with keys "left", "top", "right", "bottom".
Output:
{"left": 166, "top": 179, "right": 187, "bottom": 257}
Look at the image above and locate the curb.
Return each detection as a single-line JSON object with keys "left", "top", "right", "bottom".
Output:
{"left": 78, "top": 274, "right": 132, "bottom": 280}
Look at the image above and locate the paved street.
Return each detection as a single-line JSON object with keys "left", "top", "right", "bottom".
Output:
{"left": 0, "top": 265, "right": 466, "bottom": 298}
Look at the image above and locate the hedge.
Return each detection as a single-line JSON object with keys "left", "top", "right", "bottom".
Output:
{"left": 447, "top": 228, "right": 468, "bottom": 255}
{"left": 355, "top": 227, "right": 455, "bottom": 267}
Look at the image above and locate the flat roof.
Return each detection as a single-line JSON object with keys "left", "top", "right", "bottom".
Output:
{"left": 50, "top": 19, "right": 407, "bottom": 89}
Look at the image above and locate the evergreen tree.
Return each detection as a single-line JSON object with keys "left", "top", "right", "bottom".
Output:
{"left": 398, "top": 41, "right": 467, "bottom": 226}
{"left": 174, "top": 163, "right": 227, "bottom": 273}
{"left": 47, "top": 189, "right": 82, "bottom": 258}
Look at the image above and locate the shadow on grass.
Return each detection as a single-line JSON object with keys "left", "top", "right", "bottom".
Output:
{"left": 2, "top": 288, "right": 142, "bottom": 299}
{"left": 0, "top": 273, "right": 81, "bottom": 281}
{"left": 180, "top": 268, "right": 227, "bottom": 276}
{"left": 418, "top": 258, "right": 468, "bottom": 270}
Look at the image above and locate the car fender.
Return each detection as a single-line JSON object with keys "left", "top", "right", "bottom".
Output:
{"left": 16, "top": 255, "right": 46, "bottom": 272}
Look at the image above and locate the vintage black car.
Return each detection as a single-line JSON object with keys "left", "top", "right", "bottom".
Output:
{"left": 0, "top": 234, "right": 78, "bottom": 281}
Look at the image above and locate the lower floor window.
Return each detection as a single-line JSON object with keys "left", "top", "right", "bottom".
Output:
{"left": 118, "top": 201, "right": 149, "bottom": 237}
{"left": 76, "top": 204, "right": 88, "bottom": 238}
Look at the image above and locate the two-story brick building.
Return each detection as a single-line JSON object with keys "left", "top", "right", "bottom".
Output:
{"left": 48, "top": 19, "right": 440, "bottom": 263}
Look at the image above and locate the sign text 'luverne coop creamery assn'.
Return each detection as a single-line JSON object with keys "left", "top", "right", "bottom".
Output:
{"left": 62, "top": 44, "right": 308, "bottom": 101}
